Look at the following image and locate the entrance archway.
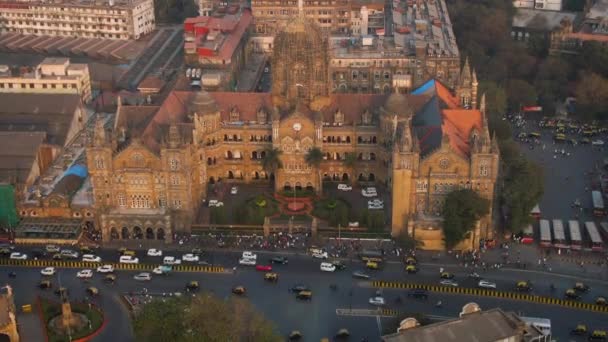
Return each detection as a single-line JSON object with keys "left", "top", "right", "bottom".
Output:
{"left": 358, "top": 173, "right": 365, "bottom": 181}
{"left": 133, "top": 226, "right": 143, "bottom": 239}
{"left": 209, "top": 176, "right": 215, "bottom": 184}
{"left": 110, "top": 227, "right": 118, "bottom": 240}
{"left": 306, "top": 182, "right": 314, "bottom": 191}
{"left": 295, "top": 182, "right": 302, "bottom": 191}
{"left": 146, "top": 227, "right": 154, "bottom": 239}
{"left": 342, "top": 173, "right": 349, "bottom": 181}
{"left": 284, "top": 182, "right": 292, "bottom": 191}
{"left": 368, "top": 173, "right": 375, "bottom": 181}
{"left": 156, "top": 228, "right": 165, "bottom": 240}
{"left": 121, "top": 227, "right": 129, "bottom": 239}
{"left": 254, "top": 171, "right": 260, "bottom": 180}
{"left": 228, "top": 170, "right": 234, "bottom": 179}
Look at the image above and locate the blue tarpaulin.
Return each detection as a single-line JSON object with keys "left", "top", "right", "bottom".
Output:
{"left": 63, "top": 164, "right": 88, "bottom": 178}
{"left": 412, "top": 79, "right": 435, "bottom": 95}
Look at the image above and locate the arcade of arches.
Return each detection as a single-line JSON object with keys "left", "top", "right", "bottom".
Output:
{"left": 99, "top": 214, "right": 172, "bottom": 243}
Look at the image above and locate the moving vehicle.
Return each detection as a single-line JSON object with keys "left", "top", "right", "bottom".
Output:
{"left": 40, "top": 267, "right": 55, "bottom": 276}
{"left": 516, "top": 281, "right": 532, "bottom": 292}
{"left": 571, "top": 324, "right": 587, "bottom": 336}
{"left": 230, "top": 186, "right": 238, "bottom": 195}
{"left": 119, "top": 255, "right": 139, "bottom": 264}
{"left": 320, "top": 262, "right": 336, "bottom": 272}
{"left": 589, "top": 330, "right": 607, "bottom": 341}
{"left": 96, "top": 265, "right": 114, "bottom": 273}
{"left": 296, "top": 290, "right": 312, "bottom": 300}
{"left": 565, "top": 289, "right": 581, "bottom": 300}
{"left": 585, "top": 221, "right": 604, "bottom": 251}
{"left": 232, "top": 286, "right": 246, "bottom": 295}
{"left": 478, "top": 280, "right": 497, "bottom": 289}
{"left": 552, "top": 219, "right": 569, "bottom": 249}
{"left": 54, "top": 287, "right": 68, "bottom": 297}
{"left": 290, "top": 284, "right": 310, "bottom": 293}
{"left": 147, "top": 249, "right": 162, "bottom": 257}
{"left": 39, "top": 280, "right": 52, "bottom": 289}
{"left": 440, "top": 272, "right": 454, "bottom": 279}
{"left": 592, "top": 191, "right": 605, "bottom": 217}
{"left": 256, "top": 265, "right": 272, "bottom": 272}
{"left": 239, "top": 258, "right": 256, "bottom": 266}
{"left": 264, "top": 272, "right": 278, "bottom": 282}
{"left": 405, "top": 256, "right": 417, "bottom": 265}
{"left": 208, "top": 200, "right": 224, "bottom": 207}
{"left": 521, "top": 317, "right": 551, "bottom": 336}
{"left": 86, "top": 287, "right": 99, "bottom": 296}
{"left": 596, "top": 297, "right": 607, "bottom": 306}
{"left": 359, "top": 250, "right": 384, "bottom": 263}
{"left": 185, "top": 281, "right": 200, "bottom": 291}
{"left": 133, "top": 273, "right": 151, "bottom": 281}
{"left": 45, "top": 245, "right": 60, "bottom": 253}
{"left": 366, "top": 261, "right": 379, "bottom": 270}
{"left": 9, "top": 252, "right": 27, "bottom": 260}
{"left": 270, "top": 256, "right": 288, "bottom": 264}
{"left": 352, "top": 271, "right": 371, "bottom": 279}
{"left": 539, "top": 219, "right": 552, "bottom": 247}
{"left": 242, "top": 251, "right": 257, "bottom": 260}
{"left": 361, "top": 187, "right": 377, "bottom": 197}
{"left": 309, "top": 247, "right": 328, "bottom": 259}
{"left": 121, "top": 249, "right": 136, "bottom": 256}
{"left": 569, "top": 220, "right": 583, "bottom": 250}
{"left": 288, "top": 331, "right": 302, "bottom": 341}
{"left": 406, "top": 265, "right": 418, "bottom": 273}
{"left": 368, "top": 296, "right": 385, "bottom": 306}
{"left": 76, "top": 269, "right": 93, "bottom": 279}
{"left": 574, "top": 282, "right": 590, "bottom": 292}
{"left": 104, "top": 274, "right": 116, "bottom": 283}
{"left": 152, "top": 265, "right": 172, "bottom": 275}
{"left": 182, "top": 254, "right": 199, "bottom": 262}
{"left": 332, "top": 260, "right": 347, "bottom": 270}
{"left": 337, "top": 184, "right": 352, "bottom": 191}
{"left": 440, "top": 279, "right": 458, "bottom": 287}
{"left": 60, "top": 249, "right": 79, "bottom": 259}
{"left": 82, "top": 254, "right": 101, "bottom": 263}
{"left": 163, "top": 256, "right": 182, "bottom": 265}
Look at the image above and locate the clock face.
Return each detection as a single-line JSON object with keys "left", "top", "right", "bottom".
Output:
{"left": 439, "top": 158, "right": 450, "bottom": 169}
{"left": 293, "top": 122, "right": 302, "bottom": 131}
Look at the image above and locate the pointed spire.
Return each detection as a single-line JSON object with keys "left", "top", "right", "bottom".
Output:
{"left": 460, "top": 57, "right": 471, "bottom": 85}
{"left": 472, "top": 69, "right": 478, "bottom": 85}
{"left": 480, "top": 93, "right": 486, "bottom": 116}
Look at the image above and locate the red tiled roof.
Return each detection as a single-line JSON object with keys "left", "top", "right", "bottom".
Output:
{"left": 435, "top": 81, "right": 460, "bottom": 109}
{"left": 441, "top": 109, "right": 482, "bottom": 156}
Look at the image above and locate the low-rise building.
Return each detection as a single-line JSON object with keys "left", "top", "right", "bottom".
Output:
{"left": 0, "top": 58, "right": 92, "bottom": 103}
{"left": 0, "top": 0, "right": 155, "bottom": 40}
{"left": 514, "top": 0, "right": 562, "bottom": 11}
{"left": 183, "top": 6, "right": 252, "bottom": 90}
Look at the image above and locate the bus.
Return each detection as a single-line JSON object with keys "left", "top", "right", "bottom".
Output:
{"left": 358, "top": 249, "right": 384, "bottom": 263}
{"left": 521, "top": 317, "right": 552, "bottom": 337}
{"left": 551, "top": 219, "right": 568, "bottom": 249}
{"left": 521, "top": 224, "right": 534, "bottom": 245}
{"left": 539, "top": 220, "right": 552, "bottom": 247}
{"left": 585, "top": 221, "right": 604, "bottom": 252}
{"left": 568, "top": 220, "right": 582, "bottom": 251}
{"left": 592, "top": 191, "right": 605, "bottom": 217}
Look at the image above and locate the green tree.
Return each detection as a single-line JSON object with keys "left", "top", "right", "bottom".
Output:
{"left": 134, "top": 294, "right": 281, "bottom": 342}
{"left": 210, "top": 206, "right": 227, "bottom": 224}
{"left": 501, "top": 156, "right": 544, "bottom": 233}
{"left": 342, "top": 152, "right": 358, "bottom": 183}
{"left": 575, "top": 71, "right": 608, "bottom": 120}
{"left": 305, "top": 147, "right": 324, "bottom": 195}
{"left": 394, "top": 230, "right": 423, "bottom": 250}
{"left": 442, "top": 189, "right": 490, "bottom": 249}
{"left": 261, "top": 147, "right": 283, "bottom": 188}
{"left": 506, "top": 79, "right": 537, "bottom": 110}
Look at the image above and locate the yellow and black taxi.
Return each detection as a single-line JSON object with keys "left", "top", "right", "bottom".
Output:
{"left": 288, "top": 330, "right": 302, "bottom": 341}
{"left": 574, "top": 282, "right": 590, "bottom": 292}
{"left": 406, "top": 265, "right": 418, "bottom": 274}
{"left": 186, "top": 281, "right": 200, "bottom": 292}
{"left": 264, "top": 272, "right": 278, "bottom": 282}
{"left": 39, "top": 280, "right": 52, "bottom": 289}
{"left": 440, "top": 272, "right": 454, "bottom": 279}
{"left": 121, "top": 250, "right": 136, "bottom": 257}
{"left": 0, "top": 247, "right": 12, "bottom": 256}
{"left": 54, "top": 287, "right": 69, "bottom": 297}
{"left": 529, "top": 132, "right": 541, "bottom": 138}
{"left": 79, "top": 246, "right": 93, "bottom": 254}
{"left": 86, "top": 287, "right": 99, "bottom": 296}
{"left": 296, "top": 290, "right": 312, "bottom": 301}
{"left": 589, "top": 330, "right": 607, "bottom": 341}
{"left": 104, "top": 274, "right": 116, "bottom": 283}
{"left": 565, "top": 288, "right": 581, "bottom": 300}
{"left": 596, "top": 296, "right": 607, "bottom": 306}
{"left": 232, "top": 286, "right": 246, "bottom": 295}
{"left": 366, "top": 261, "right": 379, "bottom": 270}
{"left": 515, "top": 281, "right": 532, "bottom": 292}
{"left": 570, "top": 324, "right": 587, "bottom": 335}
{"left": 405, "top": 256, "right": 417, "bottom": 265}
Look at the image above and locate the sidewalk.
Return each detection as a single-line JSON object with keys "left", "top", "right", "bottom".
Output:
{"left": 17, "top": 305, "right": 45, "bottom": 342}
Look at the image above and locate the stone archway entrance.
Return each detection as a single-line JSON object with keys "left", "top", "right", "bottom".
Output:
{"left": 121, "top": 227, "right": 129, "bottom": 239}
{"left": 146, "top": 227, "right": 154, "bottom": 239}
{"left": 133, "top": 226, "right": 143, "bottom": 239}
{"left": 110, "top": 227, "right": 119, "bottom": 240}
{"left": 157, "top": 228, "right": 165, "bottom": 241}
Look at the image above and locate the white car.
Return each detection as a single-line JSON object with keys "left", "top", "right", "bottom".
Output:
{"left": 361, "top": 188, "right": 377, "bottom": 197}
{"left": 242, "top": 251, "right": 257, "bottom": 260}
{"left": 82, "top": 254, "right": 101, "bottom": 263}
{"left": 348, "top": 221, "right": 359, "bottom": 227}
{"left": 76, "top": 269, "right": 93, "bottom": 279}
{"left": 134, "top": 272, "right": 151, "bottom": 281}
{"left": 320, "top": 262, "right": 336, "bottom": 272}
{"left": 182, "top": 253, "right": 199, "bottom": 262}
{"left": 45, "top": 245, "right": 60, "bottom": 253}
{"left": 9, "top": 252, "right": 27, "bottom": 260}
{"left": 60, "top": 250, "right": 79, "bottom": 259}
{"left": 41, "top": 267, "right": 56, "bottom": 276}
{"left": 239, "top": 258, "right": 256, "bottom": 266}
{"left": 119, "top": 255, "right": 139, "bottom": 264}
{"left": 230, "top": 186, "right": 238, "bottom": 195}
{"left": 163, "top": 256, "right": 182, "bottom": 265}
{"left": 337, "top": 184, "right": 352, "bottom": 191}
{"left": 478, "top": 280, "right": 497, "bottom": 289}
{"left": 147, "top": 249, "right": 162, "bottom": 257}
{"left": 368, "top": 199, "right": 384, "bottom": 210}
{"left": 368, "top": 296, "right": 386, "bottom": 306}
{"left": 440, "top": 279, "right": 459, "bottom": 287}
{"left": 96, "top": 265, "right": 114, "bottom": 273}
{"left": 312, "top": 251, "right": 328, "bottom": 259}
{"left": 592, "top": 139, "right": 604, "bottom": 146}
{"left": 208, "top": 199, "right": 224, "bottom": 207}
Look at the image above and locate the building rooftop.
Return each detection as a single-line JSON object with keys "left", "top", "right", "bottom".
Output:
{"left": 382, "top": 308, "right": 539, "bottom": 342}
{"left": 330, "top": 36, "right": 417, "bottom": 59}
{"left": 392, "top": 0, "right": 459, "bottom": 58}
{"left": 587, "top": 0, "right": 608, "bottom": 20}
{"left": 183, "top": 7, "right": 252, "bottom": 61}
{"left": 512, "top": 8, "right": 578, "bottom": 30}
{"left": 0, "top": 131, "right": 46, "bottom": 184}
{"left": 0, "top": 0, "right": 150, "bottom": 10}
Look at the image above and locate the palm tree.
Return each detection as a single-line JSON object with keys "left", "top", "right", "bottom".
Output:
{"left": 342, "top": 152, "right": 357, "bottom": 184}
{"left": 305, "top": 147, "right": 324, "bottom": 195}
{"left": 261, "top": 147, "right": 282, "bottom": 189}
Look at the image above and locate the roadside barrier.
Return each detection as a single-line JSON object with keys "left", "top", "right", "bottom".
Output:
{"left": 0, "top": 258, "right": 225, "bottom": 274}
{"left": 372, "top": 280, "right": 608, "bottom": 313}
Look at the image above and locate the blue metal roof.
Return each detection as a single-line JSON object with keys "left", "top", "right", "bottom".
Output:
{"left": 63, "top": 164, "right": 88, "bottom": 178}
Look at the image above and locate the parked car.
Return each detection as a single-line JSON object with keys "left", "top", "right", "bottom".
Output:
{"left": 239, "top": 258, "right": 256, "bottom": 266}
{"left": 337, "top": 184, "right": 352, "bottom": 191}
{"left": 147, "top": 249, "right": 162, "bottom": 257}
{"left": 82, "top": 254, "right": 101, "bottom": 263}
{"left": 182, "top": 254, "right": 199, "bottom": 262}
{"left": 96, "top": 265, "right": 114, "bottom": 273}
{"left": 133, "top": 273, "right": 151, "bottom": 281}
{"left": 361, "top": 188, "right": 377, "bottom": 197}
{"left": 230, "top": 186, "right": 238, "bottom": 195}
{"left": 208, "top": 199, "right": 224, "bottom": 207}
{"left": 76, "top": 269, "right": 93, "bottom": 279}
{"left": 9, "top": 252, "right": 27, "bottom": 260}
{"left": 478, "top": 280, "right": 497, "bottom": 289}
{"left": 40, "top": 267, "right": 56, "bottom": 276}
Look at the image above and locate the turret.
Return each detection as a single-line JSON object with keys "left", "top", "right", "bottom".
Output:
{"left": 471, "top": 70, "right": 478, "bottom": 109}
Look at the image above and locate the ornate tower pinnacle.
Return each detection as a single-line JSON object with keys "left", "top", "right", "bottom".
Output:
{"left": 93, "top": 115, "right": 106, "bottom": 147}
{"left": 471, "top": 69, "right": 478, "bottom": 109}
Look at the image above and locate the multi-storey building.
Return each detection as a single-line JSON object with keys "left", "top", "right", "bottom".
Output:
{"left": 350, "top": 2, "right": 385, "bottom": 36}
{"left": 514, "top": 0, "right": 562, "bottom": 11}
{"left": 183, "top": 6, "right": 252, "bottom": 90}
{"left": 0, "top": 58, "right": 92, "bottom": 103}
{"left": 0, "top": 0, "right": 155, "bottom": 40}
{"left": 86, "top": 15, "right": 498, "bottom": 249}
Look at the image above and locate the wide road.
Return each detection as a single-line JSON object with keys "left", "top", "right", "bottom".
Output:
{"left": 3, "top": 247, "right": 608, "bottom": 341}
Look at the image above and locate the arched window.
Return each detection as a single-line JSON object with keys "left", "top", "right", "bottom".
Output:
{"left": 94, "top": 157, "right": 105, "bottom": 169}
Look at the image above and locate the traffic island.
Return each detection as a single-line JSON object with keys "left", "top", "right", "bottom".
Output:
{"left": 38, "top": 297, "right": 105, "bottom": 342}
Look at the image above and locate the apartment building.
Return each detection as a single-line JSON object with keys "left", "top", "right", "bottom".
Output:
{"left": 0, "top": 58, "right": 92, "bottom": 103}
{"left": 0, "top": 0, "right": 155, "bottom": 40}
{"left": 350, "top": 2, "right": 386, "bottom": 36}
